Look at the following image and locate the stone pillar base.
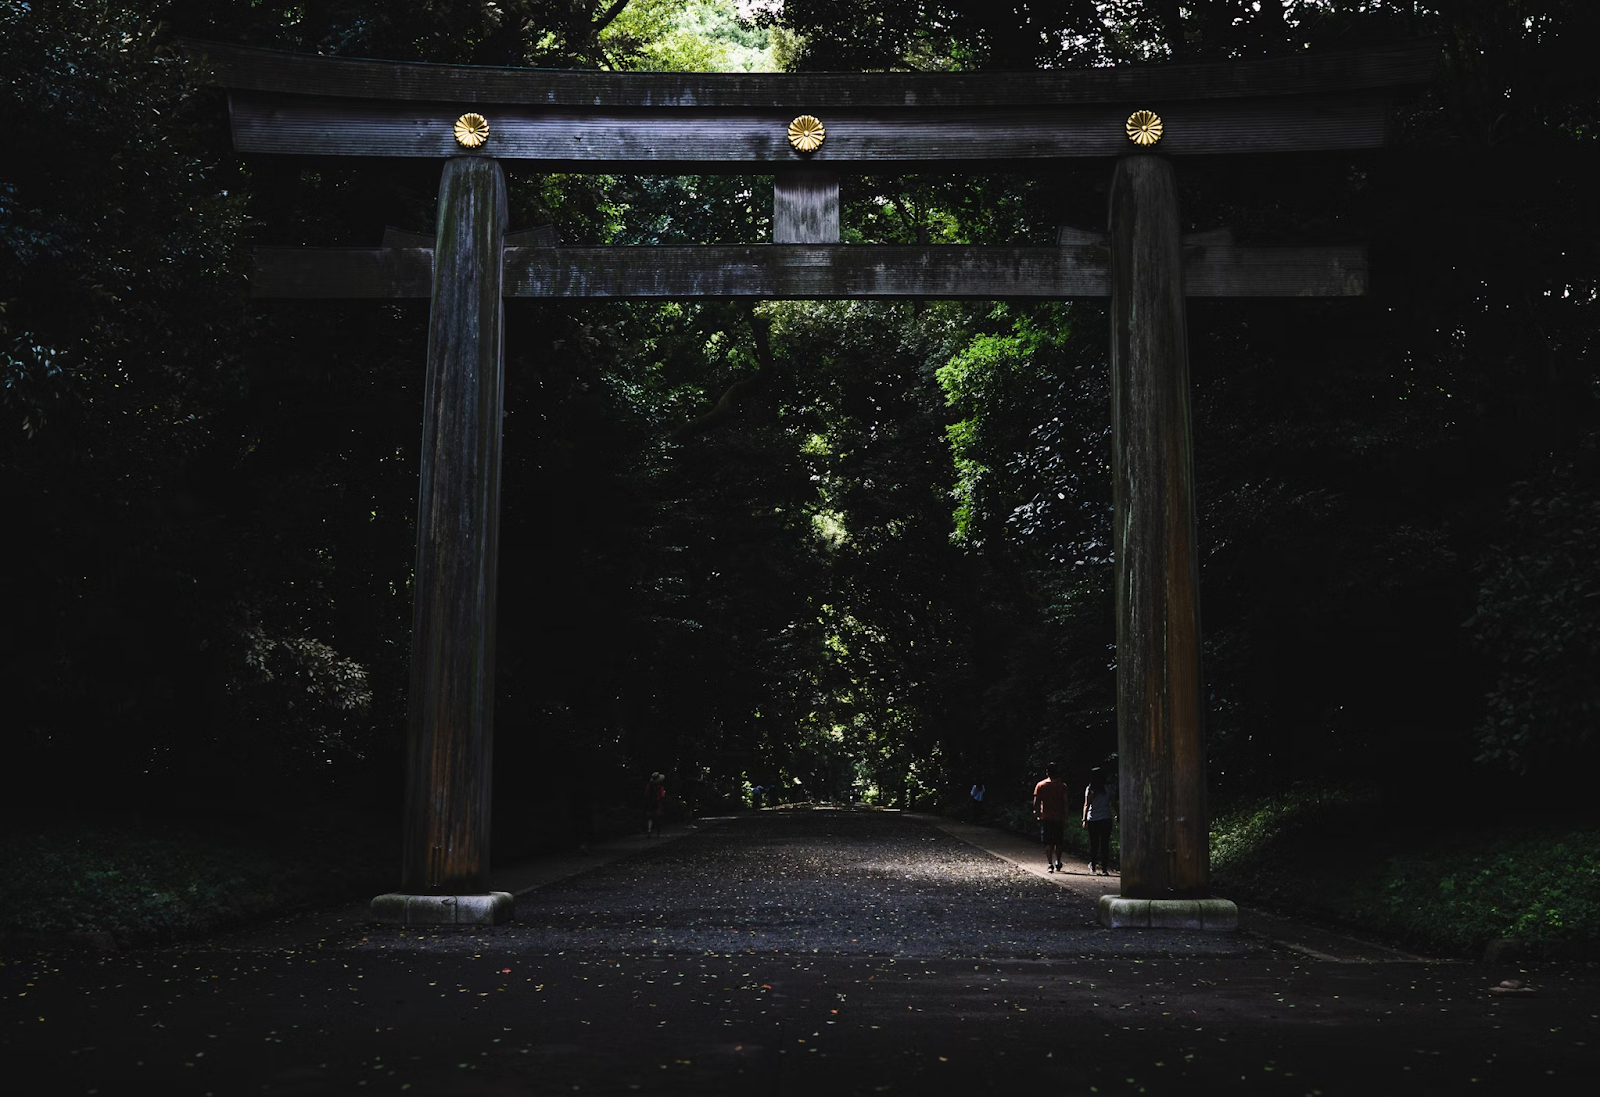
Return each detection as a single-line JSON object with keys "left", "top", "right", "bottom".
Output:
{"left": 371, "top": 891, "right": 513, "bottom": 926}
{"left": 1098, "top": 894, "right": 1238, "bottom": 931}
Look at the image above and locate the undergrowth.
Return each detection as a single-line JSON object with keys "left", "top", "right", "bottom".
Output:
{"left": 1210, "top": 785, "right": 1600, "bottom": 957}
{"left": 0, "top": 808, "right": 396, "bottom": 948}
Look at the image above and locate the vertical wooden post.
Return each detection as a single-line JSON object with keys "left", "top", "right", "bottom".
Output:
{"left": 398, "top": 156, "right": 508, "bottom": 902}
{"left": 1108, "top": 153, "right": 1209, "bottom": 902}
{"left": 773, "top": 167, "right": 840, "bottom": 243}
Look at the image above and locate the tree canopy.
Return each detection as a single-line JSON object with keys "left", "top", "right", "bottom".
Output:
{"left": 3, "top": 1, "right": 1595, "bottom": 841}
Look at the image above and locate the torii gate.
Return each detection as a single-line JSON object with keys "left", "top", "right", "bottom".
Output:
{"left": 187, "top": 38, "right": 1433, "bottom": 930}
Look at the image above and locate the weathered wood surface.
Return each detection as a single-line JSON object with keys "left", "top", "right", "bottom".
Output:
{"left": 505, "top": 245, "right": 1112, "bottom": 298}
{"left": 402, "top": 156, "right": 508, "bottom": 896}
{"left": 773, "top": 169, "right": 840, "bottom": 244}
{"left": 1109, "top": 154, "right": 1209, "bottom": 902}
{"left": 252, "top": 243, "right": 1365, "bottom": 299}
{"left": 185, "top": 38, "right": 1436, "bottom": 108}
{"left": 228, "top": 93, "right": 1392, "bottom": 163}
{"left": 1056, "top": 225, "right": 1109, "bottom": 246}
{"left": 252, "top": 244, "right": 1109, "bottom": 298}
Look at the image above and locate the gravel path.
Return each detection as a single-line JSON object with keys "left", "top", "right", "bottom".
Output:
{"left": 7, "top": 809, "right": 1599, "bottom": 1096}
{"left": 354, "top": 809, "right": 1257, "bottom": 958}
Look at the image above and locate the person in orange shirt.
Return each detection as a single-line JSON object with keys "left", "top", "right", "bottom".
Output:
{"left": 1033, "top": 762, "right": 1070, "bottom": 873}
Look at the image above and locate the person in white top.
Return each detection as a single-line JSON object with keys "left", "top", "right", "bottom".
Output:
{"left": 1082, "top": 769, "right": 1113, "bottom": 875}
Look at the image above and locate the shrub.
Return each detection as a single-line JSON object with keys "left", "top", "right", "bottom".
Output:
{"left": 1211, "top": 784, "right": 1600, "bottom": 957}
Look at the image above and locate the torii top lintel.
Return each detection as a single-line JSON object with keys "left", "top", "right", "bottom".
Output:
{"left": 183, "top": 39, "right": 1436, "bottom": 169}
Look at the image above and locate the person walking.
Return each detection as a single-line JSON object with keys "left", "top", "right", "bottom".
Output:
{"left": 645, "top": 772, "right": 667, "bottom": 837}
{"left": 968, "top": 780, "right": 986, "bottom": 823}
{"left": 1083, "top": 768, "right": 1113, "bottom": 875}
{"left": 1033, "top": 763, "right": 1069, "bottom": 873}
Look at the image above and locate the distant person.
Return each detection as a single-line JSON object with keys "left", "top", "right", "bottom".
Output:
{"left": 1033, "top": 763, "right": 1070, "bottom": 873}
{"left": 645, "top": 772, "right": 667, "bottom": 837}
{"left": 1083, "top": 769, "right": 1113, "bottom": 875}
{"left": 751, "top": 784, "right": 765, "bottom": 809}
{"left": 969, "top": 780, "right": 986, "bottom": 822}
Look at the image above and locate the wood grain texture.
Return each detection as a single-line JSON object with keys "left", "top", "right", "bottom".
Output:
{"left": 184, "top": 38, "right": 1437, "bottom": 108}
{"left": 228, "top": 93, "right": 1391, "bottom": 163}
{"left": 251, "top": 244, "right": 1365, "bottom": 299}
{"left": 1109, "top": 154, "right": 1210, "bottom": 902}
{"left": 502, "top": 245, "right": 1110, "bottom": 298}
{"left": 773, "top": 168, "right": 840, "bottom": 244}
{"left": 1057, "top": 225, "right": 1109, "bottom": 246}
{"left": 402, "top": 156, "right": 508, "bottom": 896}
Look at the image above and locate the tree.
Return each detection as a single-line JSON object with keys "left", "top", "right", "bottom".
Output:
{"left": 5, "top": 0, "right": 1594, "bottom": 836}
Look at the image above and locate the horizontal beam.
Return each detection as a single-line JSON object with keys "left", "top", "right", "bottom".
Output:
{"left": 510, "top": 245, "right": 1109, "bottom": 298}
{"left": 185, "top": 39, "right": 1437, "bottom": 109}
{"left": 252, "top": 244, "right": 1366, "bottom": 300}
{"left": 229, "top": 93, "right": 1390, "bottom": 164}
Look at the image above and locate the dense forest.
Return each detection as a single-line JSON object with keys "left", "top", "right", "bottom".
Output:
{"left": 3, "top": 0, "right": 1595, "bottom": 857}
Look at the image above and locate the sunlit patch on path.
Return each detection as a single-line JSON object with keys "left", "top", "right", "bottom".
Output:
{"left": 353, "top": 810, "right": 1251, "bottom": 959}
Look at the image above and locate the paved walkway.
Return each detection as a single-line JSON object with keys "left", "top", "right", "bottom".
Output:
{"left": 201, "top": 820, "right": 710, "bottom": 952}
{"left": 4, "top": 809, "right": 1593, "bottom": 1096}
{"left": 210, "top": 811, "right": 1428, "bottom": 963}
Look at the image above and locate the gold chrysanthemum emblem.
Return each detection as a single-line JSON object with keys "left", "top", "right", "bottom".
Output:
{"left": 1125, "top": 109, "right": 1163, "bottom": 146}
{"left": 454, "top": 112, "right": 490, "bottom": 148}
{"left": 787, "top": 114, "right": 826, "bottom": 152}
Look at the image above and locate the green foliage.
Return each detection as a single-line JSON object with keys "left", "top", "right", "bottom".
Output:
{"left": 3, "top": 0, "right": 1599, "bottom": 861}
{"left": 927, "top": 299, "right": 1116, "bottom": 797}
{"left": 0, "top": 2, "right": 246, "bottom": 443}
{"left": 1212, "top": 785, "right": 1600, "bottom": 956}
{"left": 762, "top": 0, "right": 1114, "bottom": 71}
{"left": 0, "top": 811, "right": 394, "bottom": 946}
{"left": 1469, "top": 485, "right": 1600, "bottom": 773}
{"left": 612, "top": 173, "right": 772, "bottom": 245}
{"left": 689, "top": 298, "right": 977, "bottom": 806}
{"left": 2, "top": 0, "right": 276, "bottom": 798}
{"left": 230, "top": 626, "right": 376, "bottom": 773}
{"left": 1375, "top": 835, "right": 1600, "bottom": 953}
{"left": 936, "top": 311, "right": 1070, "bottom": 547}
{"left": 626, "top": 0, "right": 776, "bottom": 72}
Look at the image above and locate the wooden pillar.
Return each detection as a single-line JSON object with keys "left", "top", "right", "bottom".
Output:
{"left": 400, "top": 156, "right": 508, "bottom": 895}
{"left": 773, "top": 167, "right": 840, "bottom": 243}
{"left": 1108, "top": 153, "right": 1209, "bottom": 901}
